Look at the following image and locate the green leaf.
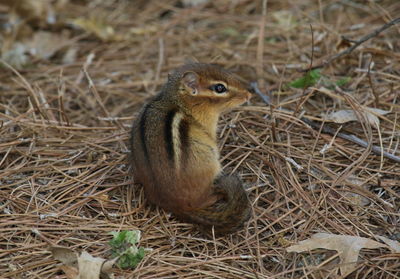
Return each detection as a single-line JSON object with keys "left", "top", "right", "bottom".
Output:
{"left": 109, "top": 230, "right": 127, "bottom": 248}
{"left": 335, "top": 77, "right": 351, "bottom": 87}
{"left": 124, "top": 230, "right": 141, "bottom": 245}
{"left": 220, "top": 27, "right": 240, "bottom": 37}
{"left": 109, "top": 230, "right": 146, "bottom": 269}
{"left": 289, "top": 69, "right": 321, "bottom": 88}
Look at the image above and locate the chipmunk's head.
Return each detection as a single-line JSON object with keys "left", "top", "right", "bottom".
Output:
{"left": 170, "top": 63, "right": 251, "bottom": 113}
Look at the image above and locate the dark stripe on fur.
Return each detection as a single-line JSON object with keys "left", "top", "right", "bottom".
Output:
{"left": 179, "top": 117, "right": 190, "bottom": 163}
{"left": 139, "top": 104, "right": 150, "bottom": 163}
{"left": 165, "top": 109, "right": 177, "bottom": 163}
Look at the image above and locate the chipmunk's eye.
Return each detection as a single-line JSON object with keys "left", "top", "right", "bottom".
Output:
{"left": 211, "top": 83, "right": 227, "bottom": 94}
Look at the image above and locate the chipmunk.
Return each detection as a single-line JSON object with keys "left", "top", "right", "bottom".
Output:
{"left": 130, "top": 63, "right": 251, "bottom": 235}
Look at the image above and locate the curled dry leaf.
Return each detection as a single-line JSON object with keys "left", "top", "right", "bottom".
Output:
{"left": 286, "top": 233, "right": 388, "bottom": 276}
{"left": 49, "top": 246, "right": 116, "bottom": 279}
{"left": 323, "top": 107, "right": 390, "bottom": 129}
{"left": 49, "top": 246, "right": 78, "bottom": 267}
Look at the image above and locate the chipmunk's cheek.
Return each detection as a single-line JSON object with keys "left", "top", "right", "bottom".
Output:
{"left": 238, "top": 96, "right": 248, "bottom": 105}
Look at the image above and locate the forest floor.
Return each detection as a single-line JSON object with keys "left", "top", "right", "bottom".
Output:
{"left": 0, "top": 0, "right": 399, "bottom": 278}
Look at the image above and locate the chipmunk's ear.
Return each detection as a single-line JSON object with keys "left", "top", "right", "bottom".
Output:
{"left": 182, "top": 71, "right": 199, "bottom": 95}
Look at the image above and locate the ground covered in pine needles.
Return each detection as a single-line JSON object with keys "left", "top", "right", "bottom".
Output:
{"left": 1, "top": 0, "right": 399, "bottom": 278}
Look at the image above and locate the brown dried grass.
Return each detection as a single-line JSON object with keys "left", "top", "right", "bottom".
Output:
{"left": 1, "top": 0, "right": 399, "bottom": 278}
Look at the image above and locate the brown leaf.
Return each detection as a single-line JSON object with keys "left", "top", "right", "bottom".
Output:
{"left": 49, "top": 246, "right": 78, "bottom": 267}
{"left": 60, "top": 265, "right": 79, "bottom": 279}
{"left": 324, "top": 107, "right": 390, "bottom": 129}
{"left": 286, "top": 233, "right": 388, "bottom": 276}
{"left": 49, "top": 246, "right": 116, "bottom": 279}
{"left": 27, "top": 31, "right": 70, "bottom": 60}
{"left": 102, "top": 257, "right": 119, "bottom": 273}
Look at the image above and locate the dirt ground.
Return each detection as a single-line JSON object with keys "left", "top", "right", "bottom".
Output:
{"left": 1, "top": 0, "right": 399, "bottom": 278}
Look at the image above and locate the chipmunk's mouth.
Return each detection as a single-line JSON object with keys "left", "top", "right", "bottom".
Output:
{"left": 239, "top": 92, "right": 251, "bottom": 104}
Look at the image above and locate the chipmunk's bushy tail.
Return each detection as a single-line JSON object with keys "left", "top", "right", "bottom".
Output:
{"left": 183, "top": 174, "right": 251, "bottom": 235}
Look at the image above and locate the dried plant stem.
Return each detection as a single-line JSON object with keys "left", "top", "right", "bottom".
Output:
{"left": 256, "top": 0, "right": 268, "bottom": 90}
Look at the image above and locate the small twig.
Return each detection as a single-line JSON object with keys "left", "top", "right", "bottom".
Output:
{"left": 341, "top": 36, "right": 358, "bottom": 44}
{"left": 301, "top": 17, "right": 400, "bottom": 71}
{"left": 308, "top": 24, "right": 315, "bottom": 72}
{"left": 367, "top": 60, "right": 379, "bottom": 107}
{"left": 250, "top": 82, "right": 271, "bottom": 105}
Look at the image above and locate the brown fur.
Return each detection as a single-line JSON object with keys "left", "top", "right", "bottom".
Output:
{"left": 130, "top": 63, "right": 251, "bottom": 235}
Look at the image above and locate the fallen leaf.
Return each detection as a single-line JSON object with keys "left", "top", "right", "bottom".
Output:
{"left": 102, "top": 257, "right": 119, "bottom": 273}
{"left": 27, "top": 31, "right": 70, "bottom": 60}
{"left": 60, "top": 265, "right": 79, "bottom": 279}
{"left": 78, "top": 251, "right": 105, "bottom": 279}
{"left": 49, "top": 246, "right": 79, "bottom": 279}
{"left": 324, "top": 107, "right": 390, "bottom": 129}
{"left": 72, "top": 17, "right": 117, "bottom": 42}
{"left": 286, "top": 233, "right": 388, "bottom": 276}
{"left": 49, "top": 246, "right": 116, "bottom": 279}
{"left": 49, "top": 246, "right": 78, "bottom": 267}
{"left": 377, "top": 236, "right": 400, "bottom": 253}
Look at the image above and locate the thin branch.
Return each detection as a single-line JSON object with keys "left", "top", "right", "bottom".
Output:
{"left": 250, "top": 82, "right": 271, "bottom": 105}
{"left": 301, "top": 17, "right": 400, "bottom": 71}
